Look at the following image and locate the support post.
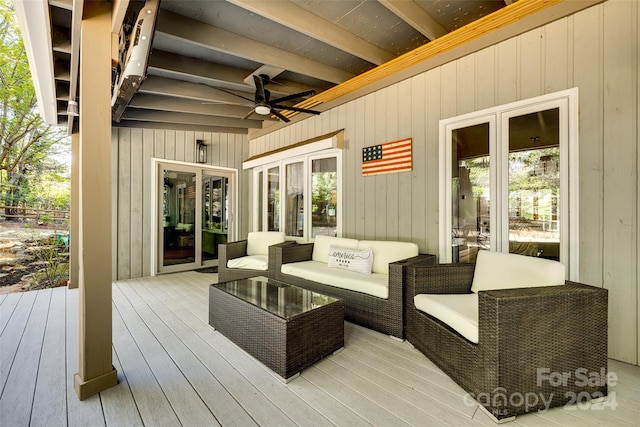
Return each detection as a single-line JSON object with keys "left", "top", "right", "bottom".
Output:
{"left": 73, "top": 0, "right": 118, "bottom": 400}
{"left": 69, "top": 131, "right": 79, "bottom": 289}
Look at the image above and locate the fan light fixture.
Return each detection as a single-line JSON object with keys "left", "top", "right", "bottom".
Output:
{"left": 196, "top": 139, "right": 207, "bottom": 164}
{"left": 255, "top": 104, "right": 271, "bottom": 115}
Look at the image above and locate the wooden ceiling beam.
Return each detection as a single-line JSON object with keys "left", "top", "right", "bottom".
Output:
{"left": 120, "top": 109, "right": 263, "bottom": 129}
{"left": 379, "top": 0, "right": 447, "bottom": 41}
{"left": 226, "top": 0, "right": 394, "bottom": 66}
{"left": 147, "top": 50, "right": 310, "bottom": 96}
{"left": 128, "top": 93, "right": 277, "bottom": 121}
{"left": 114, "top": 121, "right": 248, "bottom": 135}
{"left": 155, "top": 10, "right": 355, "bottom": 84}
{"left": 139, "top": 76, "right": 254, "bottom": 106}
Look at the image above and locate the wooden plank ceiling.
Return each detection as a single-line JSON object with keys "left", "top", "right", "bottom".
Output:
{"left": 50, "top": 0, "right": 511, "bottom": 135}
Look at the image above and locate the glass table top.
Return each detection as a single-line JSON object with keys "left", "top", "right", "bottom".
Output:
{"left": 213, "top": 276, "right": 339, "bottom": 320}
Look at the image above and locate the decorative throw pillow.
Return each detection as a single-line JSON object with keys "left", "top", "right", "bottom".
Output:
{"left": 327, "top": 245, "right": 373, "bottom": 274}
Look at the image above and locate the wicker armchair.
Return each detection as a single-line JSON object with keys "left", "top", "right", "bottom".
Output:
{"left": 218, "top": 232, "right": 287, "bottom": 282}
{"left": 404, "top": 259, "right": 608, "bottom": 422}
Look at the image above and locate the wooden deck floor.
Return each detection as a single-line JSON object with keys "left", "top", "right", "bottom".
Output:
{"left": 1, "top": 271, "right": 639, "bottom": 426}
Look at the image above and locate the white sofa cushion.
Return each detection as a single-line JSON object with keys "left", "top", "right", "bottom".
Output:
{"left": 471, "top": 250, "right": 566, "bottom": 293}
{"left": 227, "top": 255, "right": 268, "bottom": 271}
{"left": 282, "top": 260, "right": 389, "bottom": 299}
{"left": 312, "top": 235, "right": 359, "bottom": 263}
{"left": 327, "top": 245, "right": 373, "bottom": 274}
{"left": 414, "top": 293, "right": 479, "bottom": 344}
{"left": 246, "top": 231, "right": 286, "bottom": 256}
{"left": 358, "top": 240, "right": 419, "bottom": 275}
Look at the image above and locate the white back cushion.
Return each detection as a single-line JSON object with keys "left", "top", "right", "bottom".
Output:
{"left": 471, "top": 250, "right": 566, "bottom": 293}
{"left": 358, "top": 240, "right": 419, "bottom": 275}
{"left": 246, "top": 232, "right": 286, "bottom": 256}
{"left": 312, "top": 235, "right": 358, "bottom": 263}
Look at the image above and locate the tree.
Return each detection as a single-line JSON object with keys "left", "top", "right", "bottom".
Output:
{"left": 0, "top": 0, "right": 69, "bottom": 219}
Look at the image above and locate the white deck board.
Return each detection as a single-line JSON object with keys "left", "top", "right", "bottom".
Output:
{"left": 0, "top": 290, "right": 36, "bottom": 393}
{"left": 0, "top": 272, "right": 639, "bottom": 426}
{"left": 112, "top": 284, "right": 218, "bottom": 426}
{"left": 0, "top": 289, "right": 50, "bottom": 426}
{"left": 31, "top": 287, "right": 68, "bottom": 427}
{"left": 115, "top": 280, "right": 258, "bottom": 427}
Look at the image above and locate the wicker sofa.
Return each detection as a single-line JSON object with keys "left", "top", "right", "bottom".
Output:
{"left": 404, "top": 251, "right": 608, "bottom": 421}
{"left": 270, "top": 235, "right": 436, "bottom": 339}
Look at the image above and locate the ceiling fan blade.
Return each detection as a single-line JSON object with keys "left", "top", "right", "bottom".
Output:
{"left": 271, "top": 109, "right": 290, "bottom": 123}
{"left": 272, "top": 104, "right": 321, "bottom": 115}
{"left": 269, "top": 89, "right": 316, "bottom": 105}
{"left": 241, "top": 107, "right": 256, "bottom": 120}
{"left": 253, "top": 74, "right": 268, "bottom": 102}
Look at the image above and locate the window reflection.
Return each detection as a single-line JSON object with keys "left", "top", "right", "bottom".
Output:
{"left": 508, "top": 109, "right": 560, "bottom": 260}
{"left": 452, "top": 123, "right": 491, "bottom": 263}
{"left": 215, "top": 277, "right": 339, "bottom": 319}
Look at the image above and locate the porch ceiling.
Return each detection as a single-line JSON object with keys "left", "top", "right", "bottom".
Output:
{"left": 19, "top": 0, "right": 603, "bottom": 137}
{"left": 35, "top": 0, "right": 512, "bottom": 135}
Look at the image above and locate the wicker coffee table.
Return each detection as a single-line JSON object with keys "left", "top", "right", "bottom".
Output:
{"left": 209, "top": 276, "right": 345, "bottom": 381}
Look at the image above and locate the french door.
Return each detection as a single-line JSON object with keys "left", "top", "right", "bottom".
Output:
{"left": 440, "top": 89, "right": 579, "bottom": 279}
{"left": 154, "top": 160, "right": 236, "bottom": 275}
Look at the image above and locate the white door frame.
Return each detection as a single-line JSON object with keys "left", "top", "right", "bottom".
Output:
{"left": 151, "top": 158, "right": 238, "bottom": 275}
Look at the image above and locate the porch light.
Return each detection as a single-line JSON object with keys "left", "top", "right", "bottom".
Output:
{"left": 67, "top": 100, "right": 79, "bottom": 117}
{"left": 196, "top": 139, "right": 207, "bottom": 163}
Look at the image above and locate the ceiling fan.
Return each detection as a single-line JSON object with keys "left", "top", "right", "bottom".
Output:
{"left": 241, "top": 74, "right": 321, "bottom": 122}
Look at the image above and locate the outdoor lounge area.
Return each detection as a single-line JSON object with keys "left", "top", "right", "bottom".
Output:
{"left": 5, "top": 0, "right": 640, "bottom": 425}
{"left": 2, "top": 271, "right": 640, "bottom": 426}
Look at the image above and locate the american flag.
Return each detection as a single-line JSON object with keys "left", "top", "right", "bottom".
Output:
{"left": 362, "top": 138, "right": 412, "bottom": 176}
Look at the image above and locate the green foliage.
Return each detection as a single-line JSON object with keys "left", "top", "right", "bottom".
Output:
{"left": 0, "top": 0, "right": 70, "bottom": 212}
{"left": 311, "top": 172, "right": 337, "bottom": 213}
{"left": 31, "top": 233, "right": 69, "bottom": 289}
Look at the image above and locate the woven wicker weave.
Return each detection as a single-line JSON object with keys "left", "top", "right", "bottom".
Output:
{"left": 209, "top": 277, "right": 344, "bottom": 380}
{"left": 270, "top": 241, "right": 436, "bottom": 339}
{"left": 218, "top": 240, "right": 293, "bottom": 282}
{"left": 404, "top": 263, "right": 608, "bottom": 420}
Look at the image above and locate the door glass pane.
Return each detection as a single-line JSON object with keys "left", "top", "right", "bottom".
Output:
{"left": 311, "top": 157, "right": 337, "bottom": 237}
{"left": 162, "top": 170, "right": 196, "bottom": 266}
{"left": 508, "top": 108, "right": 560, "bottom": 260}
{"left": 202, "top": 174, "right": 228, "bottom": 262}
{"left": 267, "top": 167, "right": 280, "bottom": 231}
{"left": 452, "top": 123, "right": 491, "bottom": 263}
{"left": 285, "top": 162, "right": 304, "bottom": 237}
{"left": 256, "top": 171, "right": 263, "bottom": 231}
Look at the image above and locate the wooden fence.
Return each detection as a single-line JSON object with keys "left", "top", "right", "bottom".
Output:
{"left": 0, "top": 205, "right": 70, "bottom": 224}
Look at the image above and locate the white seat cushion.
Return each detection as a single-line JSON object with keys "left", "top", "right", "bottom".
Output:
{"left": 471, "top": 250, "right": 566, "bottom": 293}
{"left": 227, "top": 255, "right": 268, "bottom": 271}
{"left": 312, "top": 235, "right": 359, "bottom": 263}
{"left": 281, "top": 260, "right": 388, "bottom": 299}
{"left": 358, "top": 240, "right": 419, "bottom": 275}
{"left": 246, "top": 231, "right": 286, "bottom": 256}
{"left": 414, "top": 293, "right": 479, "bottom": 344}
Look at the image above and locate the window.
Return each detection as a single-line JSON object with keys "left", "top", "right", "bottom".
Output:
{"left": 267, "top": 166, "right": 280, "bottom": 231}
{"left": 284, "top": 161, "right": 305, "bottom": 237}
{"left": 253, "top": 150, "right": 341, "bottom": 240}
{"left": 440, "top": 88, "right": 579, "bottom": 279}
{"left": 311, "top": 157, "right": 338, "bottom": 238}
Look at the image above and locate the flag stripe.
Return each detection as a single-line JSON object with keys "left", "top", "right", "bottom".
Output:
{"left": 362, "top": 138, "right": 412, "bottom": 176}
